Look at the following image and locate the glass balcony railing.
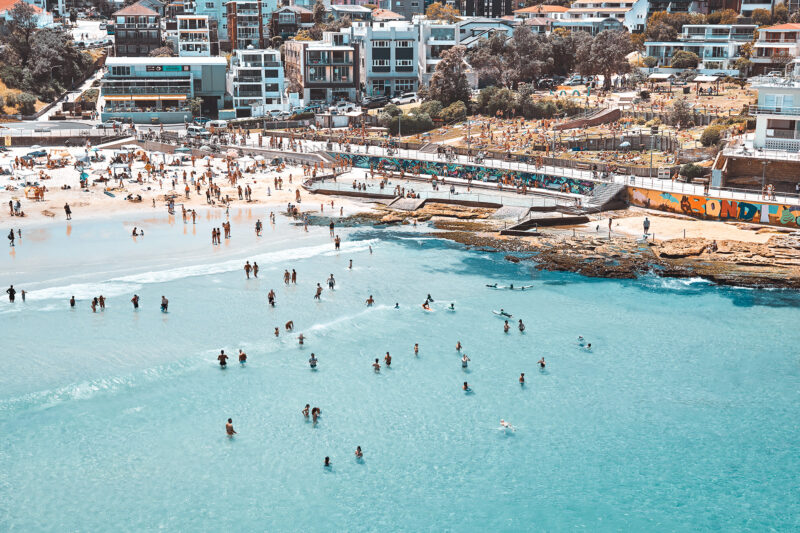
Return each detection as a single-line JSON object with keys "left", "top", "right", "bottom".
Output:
{"left": 749, "top": 104, "right": 800, "bottom": 115}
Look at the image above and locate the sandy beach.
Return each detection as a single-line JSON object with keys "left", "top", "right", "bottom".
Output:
{"left": 0, "top": 145, "right": 367, "bottom": 228}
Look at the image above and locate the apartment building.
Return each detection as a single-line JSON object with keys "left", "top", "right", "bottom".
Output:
{"left": 112, "top": 1, "right": 162, "bottom": 57}
{"left": 752, "top": 23, "right": 800, "bottom": 75}
{"left": 284, "top": 31, "right": 360, "bottom": 104}
{"left": 644, "top": 24, "right": 757, "bottom": 73}
{"left": 344, "top": 20, "right": 419, "bottom": 97}
{"left": 228, "top": 48, "right": 285, "bottom": 117}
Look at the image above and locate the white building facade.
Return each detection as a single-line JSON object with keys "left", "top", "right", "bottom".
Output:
{"left": 227, "top": 48, "right": 285, "bottom": 117}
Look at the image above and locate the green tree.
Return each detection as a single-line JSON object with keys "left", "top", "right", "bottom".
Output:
{"left": 188, "top": 97, "right": 203, "bottom": 117}
{"left": 751, "top": 8, "right": 772, "bottom": 26}
{"left": 426, "top": 45, "right": 470, "bottom": 107}
{"left": 706, "top": 9, "right": 738, "bottom": 24}
{"left": 2, "top": 1, "right": 38, "bottom": 65}
{"left": 670, "top": 50, "right": 700, "bottom": 68}
{"left": 735, "top": 57, "right": 753, "bottom": 77}
{"left": 425, "top": 1, "right": 460, "bottom": 22}
{"left": 440, "top": 100, "right": 466, "bottom": 123}
{"left": 680, "top": 163, "right": 705, "bottom": 179}
{"left": 643, "top": 56, "right": 658, "bottom": 68}
{"left": 313, "top": 0, "right": 326, "bottom": 25}
{"left": 774, "top": 4, "right": 789, "bottom": 23}
{"left": 577, "top": 30, "right": 633, "bottom": 90}
{"left": 669, "top": 97, "right": 693, "bottom": 128}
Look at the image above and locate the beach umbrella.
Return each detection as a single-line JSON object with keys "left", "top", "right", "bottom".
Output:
{"left": 254, "top": 155, "right": 265, "bottom": 161}
{"left": 31, "top": 145, "right": 42, "bottom": 149}
{"left": 619, "top": 141, "right": 631, "bottom": 148}
{"left": 175, "top": 147, "right": 191, "bottom": 153}
{"left": 226, "top": 148, "right": 238, "bottom": 157}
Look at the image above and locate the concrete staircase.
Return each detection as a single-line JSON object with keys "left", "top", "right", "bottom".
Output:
{"left": 583, "top": 182, "right": 627, "bottom": 212}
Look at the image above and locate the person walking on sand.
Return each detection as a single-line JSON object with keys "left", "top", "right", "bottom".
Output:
{"left": 64, "top": 203, "right": 72, "bottom": 220}
{"left": 643, "top": 217, "right": 650, "bottom": 236}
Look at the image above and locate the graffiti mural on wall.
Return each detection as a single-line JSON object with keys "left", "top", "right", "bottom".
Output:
{"left": 629, "top": 187, "right": 800, "bottom": 227}
{"left": 331, "top": 153, "right": 596, "bottom": 196}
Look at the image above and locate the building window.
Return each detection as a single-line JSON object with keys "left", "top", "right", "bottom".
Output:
{"left": 396, "top": 59, "right": 412, "bottom": 67}
{"left": 205, "top": 2, "right": 214, "bottom": 7}
{"left": 411, "top": 1, "right": 418, "bottom": 5}
{"left": 373, "top": 40, "right": 390, "bottom": 47}
{"left": 373, "top": 59, "right": 390, "bottom": 67}
{"left": 395, "top": 79, "right": 415, "bottom": 92}
{"left": 332, "top": 66, "right": 350, "bottom": 81}
{"left": 396, "top": 40, "right": 413, "bottom": 47}
{"left": 110, "top": 66, "right": 131, "bottom": 76}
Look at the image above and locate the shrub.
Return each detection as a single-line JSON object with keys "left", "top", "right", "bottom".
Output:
{"left": 670, "top": 50, "right": 700, "bottom": 69}
{"left": 680, "top": 163, "right": 705, "bottom": 180}
{"left": 5, "top": 93, "right": 17, "bottom": 108}
{"left": 642, "top": 56, "right": 658, "bottom": 68}
{"left": 17, "top": 93, "right": 37, "bottom": 115}
{"left": 440, "top": 100, "right": 466, "bottom": 123}
{"left": 382, "top": 103, "right": 402, "bottom": 117}
{"left": 415, "top": 100, "right": 442, "bottom": 119}
{"left": 389, "top": 112, "right": 435, "bottom": 135}
{"left": 645, "top": 117, "right": 662, "bottom": 127}
{"left": 700, "top": 124, "right": 726, "bottom": 146}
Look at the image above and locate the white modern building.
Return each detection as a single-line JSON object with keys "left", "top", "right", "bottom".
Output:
{"left": 644, "top": 24, "right": 757, "bottom": 73}
{"left": 750, "top": 74, "right": 800, "bottom": 151}
{"left": 175, "top": 14, "right": 213, "bottom": 56}
{"left": 564, "top": 0, "right": 648, "bottom": 32}
{"left": 416, "top": 16, "right": 460, "bottom": 86}
{"left": 227, "top": 48, "right": 285, "bottom": 117}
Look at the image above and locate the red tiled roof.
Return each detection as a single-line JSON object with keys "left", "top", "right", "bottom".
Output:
{"left": 372, "top": 8, "right": 404, "bottom": 20}
{"left": 761, "top": 23, "right": 800, "bottom": 31}
{"left": 113, "top": 1, "right": 159, "bottom": 16}
{"left": 513, "top": 4, "right": 568, "bottom": 13}
{"left": 0, "top": 0, "right": 45, "bottom": 14}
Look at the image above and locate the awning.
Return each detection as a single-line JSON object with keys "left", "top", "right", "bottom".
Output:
{"left": 648, "top": 73, "right": 674, "bottom": 80}
{"left": 693, "top": 75, "right": 719, "bottom": 82}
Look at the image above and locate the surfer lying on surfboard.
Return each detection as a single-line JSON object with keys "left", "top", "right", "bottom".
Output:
{"left": 493, "top": 309, "right": 512, "bottom": 318}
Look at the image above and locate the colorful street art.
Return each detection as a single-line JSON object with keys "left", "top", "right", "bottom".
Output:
{"left": 330, "top": 153, "right": 596, "bottom": 196}
{"left": 629, "top": 187, "right": 800, "bottom": 228}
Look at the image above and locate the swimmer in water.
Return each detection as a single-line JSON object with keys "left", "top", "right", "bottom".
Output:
{"left": 285, "top": 320, "right": 294, "bottom": 331}
{"left": 303, "top": 404, "right": 310, "bottom": 418}
{"left": 461, "top": 354, "right": 470, "bottom": 368}
{"left": 309, "top": 353, "right": 317, "bottom": 368}
{"left": 366, "top": 295, "right": 374, "bottom": 306}
{"left": 349, "top": 259, "right": 353, "bottom": 269}
{"left": 274, "top": 327, "right": 279, "bottom": 337}
{"left": 585, "top": 343, "right": 592, "bottom": 351}
{"left": 69, "top": 295, "right": 76, "bottom": 308}
{"left": 238, "top": 349, "right": 247, "bottom": 365}
{"left": 327, "top": 274, "right": 335, "bottom": 289}
{"left": 519, "top": 373, "right": 525, "bottom": 385}
{"left": 384, "top": 352, "right": 391, "bottom": 367}
{"left": 463, "top": 381, "right": 471, "bottom": 392}
{"left": 578, "top": 335, "right": 585, "bottom": 346}
{"left": 298, "top": 333, "right": 304, "bottom": 345}
{"left": 314, "top": 284, "right": 322, "bottom": 300}
{"left": 538, "top": 357, "right": 546, "bottom": 369}
{"left": 160, "top": 295, "right": 168, "bottom": 312}
{"left": 394, "top": 302, "right": 399, "bottom": 309}
{"left": 518, "top": 319, "right": 525, "bottom": 332}
{"left": 448, "top": 303, "right": 455, "bottom": 310}
{"left": 372, "top": 358, "right": 381, "bottom": 372}
{"left": 500, "top": 419, "right": 514, "bottom": 431}
{"left": 486, "top": 283, "right": 498, "bottom": 288}
{"left": 456, "top": 341, "right": 462, "bottom": 352}
{"left": 226, "top": 418, "right": 236, "bottom": 437}
{"left": 355, "top": 446, "right": 363, "bottom": 459}
{"left": 504, "top": 320, "right": 510, "bottom": 333}
{"left": 324, "top": 456, "right": 331, "bottom": 468}
{"left": 414, "top": 343, "right": 419, "bottom": 356}
{"left": 218, "top": 350, "right": 228, "bottom": 368}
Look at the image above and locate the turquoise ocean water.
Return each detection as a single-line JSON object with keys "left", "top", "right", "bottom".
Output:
{"left": 1, "top": 208, "right": 799, "bottom": 531}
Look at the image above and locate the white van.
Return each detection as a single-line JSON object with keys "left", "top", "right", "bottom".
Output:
{"left": 186, "top": 125, "right": 211, "bottom": 139}
{"left": 207, "top": 120, "right": 228, "bottom": 132}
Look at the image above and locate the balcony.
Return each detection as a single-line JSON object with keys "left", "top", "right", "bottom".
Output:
{"left": 235, "top": 76, "right": 263, "bottom": 82}
{"left": 103, "top": 86, "right": 191, "bottom": 96}
{"left": 750, "top": 105, "right": 800, "bottom": 116}
{"left": 765, "top": 137, "right": 800, "bottom": 151}
{"left": 236, "top": 90, "right": 263, "bottom": 97}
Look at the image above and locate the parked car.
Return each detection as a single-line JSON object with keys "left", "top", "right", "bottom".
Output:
{"left": 565, "top": 76, "right": 584, "bottom": 86}
{"left": 362, "top": 96, "right": 389, "bottom": 109}
{"left": 186, "top": 125, "right": 211, "bottom": 139}
{"left": 766, "top": 70, "right": 784, "bottom": 77}
{"left": 301, "top": 104, "right": 322, "bottom": 113}
{"left": 27, "top": 150, "right": 47, "bottom": 158}
{"left": 99, "top": 22, "right": 107, "bottom": 29}
{"left": 329, "top": 101, "right": 358, "bottom": 113}
{"left": 94, "top": 120, "right": 120, "bottom": 129}
{"left": 536, "top": 78, "right": 555, "bottom": 90}
{"left": 390, "top": 92, "right": 417, "bottom": 105}
{"left": 193, "top": 116, "right": 211, "bottom": 125}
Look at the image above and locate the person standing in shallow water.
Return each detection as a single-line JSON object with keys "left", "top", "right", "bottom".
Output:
{"left": 226, "top": 418, "right": 236, "bottom": 437}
